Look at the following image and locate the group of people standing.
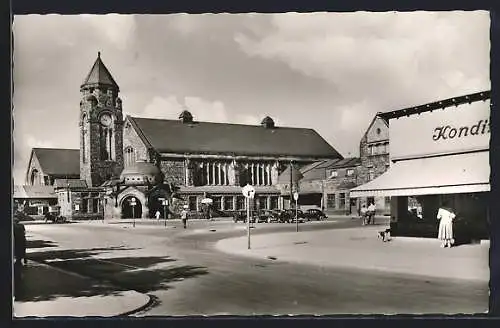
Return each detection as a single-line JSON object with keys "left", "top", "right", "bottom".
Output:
{"left": 360, "top": 202, "right": 376, "bottom": 225}
{"left": 358, "top": 199, "right": 457, "bottom": 248}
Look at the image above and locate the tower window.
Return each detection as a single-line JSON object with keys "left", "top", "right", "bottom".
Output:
{"left": 82, "top": 114, "right": 87, "bottom": 163}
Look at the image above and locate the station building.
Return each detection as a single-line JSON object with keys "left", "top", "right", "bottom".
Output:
{"left": 15, "top": 53, "right": 343, "bottom": 219}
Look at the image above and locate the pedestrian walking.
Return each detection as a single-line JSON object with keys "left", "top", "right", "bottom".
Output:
{"left": 367, "top": 202, "right": 376, "bottom": 225}
{"left": 437, "top": 201, "right": 456, "bottom": 248}
{"left": 181, "top": 205, "right": 189, "bottom": 229}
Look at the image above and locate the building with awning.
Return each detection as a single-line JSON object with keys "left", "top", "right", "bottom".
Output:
{"left": 13, "top": 185, "right": 58, "bottom": 215}
{"left": 350, "top": 90, "right": 490, "bottom": 240}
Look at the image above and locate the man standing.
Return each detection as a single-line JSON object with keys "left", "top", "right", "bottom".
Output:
{"left": 367, "top": 202, "right": 376, "bottom": 225}
{"left": 181, "top": 205, "right": 189, "bottom": 229}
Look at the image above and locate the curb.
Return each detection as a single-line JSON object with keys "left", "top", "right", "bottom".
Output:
{"left": 25, "top": 259, "right": 153, "bottom": 317}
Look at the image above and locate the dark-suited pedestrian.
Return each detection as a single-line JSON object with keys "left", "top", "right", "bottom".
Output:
{"left": 13, "top": 217, "right": 27, "bottom": 299}
{"left": 181, "top": 205, "right": 189, "bottom": 229}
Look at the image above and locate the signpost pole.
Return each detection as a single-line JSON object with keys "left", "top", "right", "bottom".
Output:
{"left": 132, "top": 205, "right": 135, "bottom": 227}
{"left": 295, "top": 196, "right": 299, "bottom": 233}
{"left": 247, "top": 196, "right": 251, "bottom": 249}
{"left": 164, "top": 202, "right": 167, "bottom": 227}
{"left": 130, "top": 197, "right": 136, "bottom": 228}
{"left": 242, "top": 184, "right": 255, "bottom": 250}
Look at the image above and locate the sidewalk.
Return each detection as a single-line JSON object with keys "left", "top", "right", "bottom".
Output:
{"left": 215, "top": 226, "right": 489, "bottom": 282}
{"left": 13, "top": 260, "right": 151, "bottom": 317}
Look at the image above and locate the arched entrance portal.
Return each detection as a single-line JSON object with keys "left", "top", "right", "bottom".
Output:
{"left": 121, "top": 196, "right": 143, "bottom": 218}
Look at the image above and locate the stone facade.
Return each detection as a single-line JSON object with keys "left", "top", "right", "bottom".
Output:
{"left": 79, "top": 78, "right": 124, "bottom": 188}
{"left": 159, "top": 159, "right": 186, "bottom": 186}
{"left": 322, "top": 166, "right": 359, "bottom": 215}
{"left": 57, "top": 187, "right": 104, "bottom": 220}
{"left": 122, "top": 120, "right": 151, "bottom": 165}
{"left": 357, "top": 115, "right": 391, "bottom": 214}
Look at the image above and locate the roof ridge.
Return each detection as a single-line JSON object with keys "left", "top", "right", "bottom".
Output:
{"left": 33, "top": 147, "right": 79, "bottom": 151}
{"left": 130, "top": 115, "right": 318, "bottom": 131}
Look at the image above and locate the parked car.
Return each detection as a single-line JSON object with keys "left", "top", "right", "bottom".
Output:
{"left": 233, "top": 210, "right": 257, "bottom": 223}
{"left": 304, "top": 209, "right": 328, "bottom": 221}
{"left": 273, "top": 209, "right": 292, "bottom": 223}
{"left": 257, "top": 209, "right": 280, "bottom": 223}
{"left": 44, "top": 212, "right": 67, "bottom": 224}
{"left": 284, "top": 209, "right": 307, "bottom": 223}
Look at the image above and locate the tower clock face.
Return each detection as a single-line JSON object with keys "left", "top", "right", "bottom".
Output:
{"left": 100, "top": 114, "right": 112, "bottom": 127}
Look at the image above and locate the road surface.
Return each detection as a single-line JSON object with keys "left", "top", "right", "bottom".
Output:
{"left": 24, "top": 219, "right": 488, "bottom": 315}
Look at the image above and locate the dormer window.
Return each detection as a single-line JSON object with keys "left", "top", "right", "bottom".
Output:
{"left": 346, "top": 169, "right": 354, "bottom": 177}
{"left": 179, "top": 110, "right": 194, "bottom": 124}
{"left": 261, "top": 116, "right": 275, "bottom": 129}
{"left": 329, "top": 170, "right": 338, "bottom": 178}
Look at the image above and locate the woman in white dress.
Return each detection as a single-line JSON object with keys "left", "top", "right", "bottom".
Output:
{"left": 437, "top": 202, "right": 456, "bottom": 248}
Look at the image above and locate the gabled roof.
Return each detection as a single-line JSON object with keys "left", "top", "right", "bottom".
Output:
{"left": 30, "top": 148, "right": 80, "bottom": 176}
{"left": 128, "top": 116, "right": 342, "bottom": 159}
{"left": 360, "top": 114, "right": 389, "bottom": 143}
{"left": 81, "top": 52, "right": 119, "bottom": 90}
{"left": 13, "top": 185, "right": 56, "bottom": 199}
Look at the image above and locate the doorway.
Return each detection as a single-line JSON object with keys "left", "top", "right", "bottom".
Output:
{"left": 121, "top": 196, "right": 142, "bottom": 218}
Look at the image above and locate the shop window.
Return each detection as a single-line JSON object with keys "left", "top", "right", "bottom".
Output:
{"left": 270, "top": 196, "right": 279, "bottom": 210}
{"left": 327, "top": 194, "right": 336, "bottom": 209}
{"left": 213, "top": 196, "right": 222, "bottom": 210}
{"left": 224, "top": 196, "right": 234, "bottom": 211}
{"left": 236, "top": 196, "right": 246, "bottom": 210}
{"left": 258, "top": 197, "right": 268, "bottom": 209}
{"left": 91, "top": 198, "right": 99, "bottom": 213}
{"left": 188, "top": 196, "right": 197, "bottom": 211}
{"left": 346, "top": 169, "right": 354, "bottom": 177}
{"left": 339, "top": 193, "right": 346, "bottom": 209}
{"left": 81, "top": 199, "right": 88, "bottom": 213}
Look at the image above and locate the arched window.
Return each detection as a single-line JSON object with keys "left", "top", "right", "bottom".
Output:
{"left": 100, "top": 126, "right": 114, "bottom": 161}
{"left": 82, "top": 114, "right": 87, "bottom": 163}
{"left": 124, "top": 146, "right": 135, "bottom": 167}
{"left": 30, "top": 169, "right": 39, "bottom": 185}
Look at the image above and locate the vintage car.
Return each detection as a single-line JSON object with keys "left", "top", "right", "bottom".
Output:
{"left": 303, "top": 209, "right": 328, "bottom": 221}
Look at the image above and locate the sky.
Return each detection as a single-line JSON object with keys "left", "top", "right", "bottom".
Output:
{"left": 12, "top": 11, "right": 490, "bottom": 185}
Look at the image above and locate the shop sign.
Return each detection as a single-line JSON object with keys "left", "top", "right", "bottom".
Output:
{"left": 390, "top": 99, "right": 490, "bottom": 159}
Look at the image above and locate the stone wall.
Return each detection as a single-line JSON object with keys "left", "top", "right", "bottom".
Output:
{"left": 160, "top": 158, "right": 186, "bottom": 186}
{"left": 357, "top": 116, "right": 391, "bottom": 214}
{"left": 122, "top": 119, "right": 150, "bottom": 164}
{"left": 80, "top": 90, "right": 124, "bottom": 187}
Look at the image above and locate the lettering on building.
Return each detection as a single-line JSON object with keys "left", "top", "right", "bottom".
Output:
{"left": 432, "top": 119, "right": 490, "bottom": 141}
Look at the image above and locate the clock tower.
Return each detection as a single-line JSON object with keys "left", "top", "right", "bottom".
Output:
{"left": 80, "top": 52, "right": 124, "bottom": 187}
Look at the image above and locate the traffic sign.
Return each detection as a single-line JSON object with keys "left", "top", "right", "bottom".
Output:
{"left": 242, "top": 184, "right": 255, "bottom": 199}
{"left": 293, "top": 192, "right": 299, "bottom": 201}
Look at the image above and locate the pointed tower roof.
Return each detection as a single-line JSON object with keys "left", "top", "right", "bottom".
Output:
{"left": 81, "top": 52, "right": 119, "bottom": 91}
